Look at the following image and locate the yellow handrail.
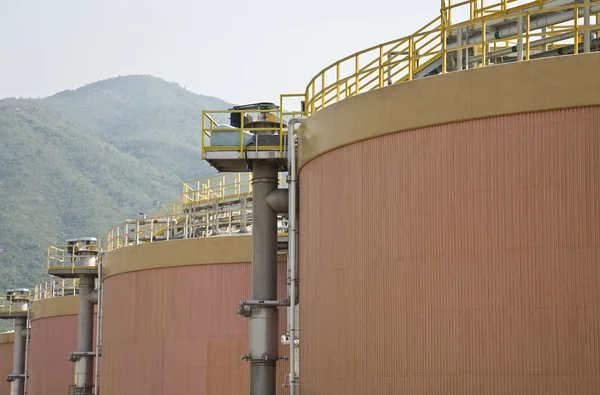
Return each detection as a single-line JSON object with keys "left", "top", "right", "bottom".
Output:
{"left": 47, "top": 240, "right": 101, "bottom": 272}
{"left": 105, "top": 172, "right": 289, "bottom": 252}
{"left": 33, "top": 278, "right": 80, "bottom": 301}
{"left": 0, "top": 290, "right": 30, "bottom": 315}
{"left": 304, "top": 0, "right": 600, "bottom": 115}
{"left": 201, "top": 94, "right": 305, "bottom": 159}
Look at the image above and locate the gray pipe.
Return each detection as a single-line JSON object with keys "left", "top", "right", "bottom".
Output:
{"left": 265, "top": 189, "right": 289, "bottom": 214}
{"left": 74, "top": 277, "right": 94, "bottom": 392}
{"left": 10, "top": 317, "right": 26, "bottom": 395}
{"left": 448, "top": 0, "right": 593, "bottom": 37}
{"left": 19, "top": 327, "right": 29, "bottom": 339}
{"left": 86, "top": 290, "right": 98, "bottom": 305}
{"left": 469, "top": 30, "right": 581, "bottom": 63}
{"left": 417, "top": 2, "right": 600, "bottom": 77}
{"left": 459, "top": 3, "right": 600, "bottom": 47}
{"left": 94, "top": 254, "right": 103, "bottom": 395}
{"left": 287, "top": 125, "right": 302, "bottom": 395}
{"left": 249, "top": 161, "right": 279, "bottom": 395}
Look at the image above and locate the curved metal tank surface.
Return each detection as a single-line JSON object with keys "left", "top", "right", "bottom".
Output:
{"left": 28, "top": 296, "right": 97, "bottom": 395}
{"left": 100, "top": 237, "right": 289, "bottom": 395}
{"left": 0, "top": 333, "right": 13, "bottom": 395}
{"left": 299, "top": 56, "right": 600, "bottom": 394}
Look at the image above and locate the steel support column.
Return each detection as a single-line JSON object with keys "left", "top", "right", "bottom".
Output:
{"left": 74, "top": 277, "right": 94, "bottom": 392}
{"left": 249, "top": 161, "right": 279, "bottom": 395}
{"left": 10, "top": 317, "right": 26, "bottom": 395}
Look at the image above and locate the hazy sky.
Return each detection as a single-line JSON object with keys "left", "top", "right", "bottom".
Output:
{"left": 0, "top": 0, "right": 440, "bottom": 105}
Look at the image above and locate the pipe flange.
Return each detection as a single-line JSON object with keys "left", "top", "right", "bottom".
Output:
{"left": 239, "top": 354, "right": 289, "bottom": 363}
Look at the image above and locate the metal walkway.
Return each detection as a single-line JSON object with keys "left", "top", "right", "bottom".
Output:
{"left": 105, "top": 172, "right": 290, "bottom": 252}
{"left": 304, "top": 0, "right": 600, "bottom": 114}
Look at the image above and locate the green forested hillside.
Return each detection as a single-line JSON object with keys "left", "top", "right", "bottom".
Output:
{"left": 0, "top": 76, "right": 233, "bottom": 331}
{"left": 38, "top": 75, "right": 232, "bottom": 181}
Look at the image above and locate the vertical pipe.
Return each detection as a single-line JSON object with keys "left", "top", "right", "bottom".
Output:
{"left": 249, "top": 161, "right": 279, "bottom": 395}
{"left": 289, "top": 133, "right": 298, "bottom": 395}
{"left": 584, "top": 0, "right": 591, "bottom": 53}
{"left": 23, "top": 305, "right": 30, "bottom": 395}
{"left": 11, "top": 317, "right": 26, "bottom": 395}
{"left": 75, "top": 277, "right": 94, "bottom": 392}
{"left": 94, "top": 256, "right": 103, "bottom": 395}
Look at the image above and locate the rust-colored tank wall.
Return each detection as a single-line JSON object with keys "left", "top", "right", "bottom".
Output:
{"left": 0, "top": 338, "right": 13, "bottom": 395}
{"left": 101, "top": 261, "right": 289, "bottom": 395}
{"left": 28, "top": 303, "right": 97, "bottom": 395}
{"left": 300, "top": 107, "right": 600, "bottom": 394}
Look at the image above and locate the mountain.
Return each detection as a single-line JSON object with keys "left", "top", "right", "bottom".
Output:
{"left": 0, "top": 76, "right": 234, "bottom": 331}
{"left": 38, "top": 75, "right": 233, "bottom": 181}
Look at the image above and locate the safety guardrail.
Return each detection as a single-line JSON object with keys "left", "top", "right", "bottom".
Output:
{"left": 33, "top": 279, "right": 79, "bottom": 301}
{"left": 201, "top": 94, "right": 305, "bottom": 159}
{"left": 182, "top": 172, "right": 288, "bottom": 207}
{"left": 106, "top": 212, "right": 289, "bottom": 251}
{"left": 47, "top": 238, "right": 105, "bottom": 272}
{"left": 106, "top": 172, "right": 289, "bottom": 252}
{"left": 0, "top": 291, "right": 30, "bottom": 315}
{"left": 304, "top": 0, "right": 600, "bottom": 115}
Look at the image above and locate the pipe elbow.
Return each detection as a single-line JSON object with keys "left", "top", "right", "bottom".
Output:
{"left": 265, "top": 189, "right": 289, "bottom": 213}
{"left": 86, "top": 290, "right": 99, "bottom": 305}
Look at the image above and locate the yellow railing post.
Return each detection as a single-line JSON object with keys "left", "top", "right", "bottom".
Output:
{"left": 379, "top": 45, "right": 384, "bottom": 88}
{"left": 526, "top": 13, "right": 531, "bottom": 60}
{"left": 201, "top": 110, "right": 206, "bottom": 157}
{"left": 442, "top": 20, "right": 447, "bottom": 73}
{"left": 409, "top": 36, "right": 414, "bottom": 80}
{"left": 355, "top": 56, "right": 359, "bottom": 96}
{"left": 574, "top": 5, "right": 579, "bottom": 55}
{"left": 239, "top": 110, "right": 245, "bottom": 159}
{"left": 321, "top": 76, "right": 325, "bottom": 109}
{"left": 481, "top": 20, "right": 487, "bottom": 66}
{"left": 311, "top": 82, "right": 315, "bottom": 114}
{"left": 336, "top": 64, "right": 340, "bottom": 100}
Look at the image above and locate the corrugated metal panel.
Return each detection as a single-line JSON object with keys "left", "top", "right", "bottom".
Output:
{"left": 28, "top": 314, "right": 97, "bottom": 395}
{"left": 0, "top": 342, "right": 12, "bottom": 395}
{"left": 101, "top": 261, "right": 290, "bottom": 394}
{"left": 300, "top": 107, "right": 600, "bottom": 394}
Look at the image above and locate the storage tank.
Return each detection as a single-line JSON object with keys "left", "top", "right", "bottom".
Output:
{"left": 0, "top": 332, "right": 13, "bottom": 395}
{"left": 100, "top": 235, "right": 290, "bottom": 395}
{"left": 28, "top": 293, "right": 97, "bottom": 395}
{"left": 299, "top": 54, "right": 600, "bottom": 394}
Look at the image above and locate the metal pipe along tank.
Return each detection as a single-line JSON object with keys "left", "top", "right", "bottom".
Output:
{"left": 248, "top": 161, "right": 279, "bottom": 395}
{"left": 288, "top": 130, "right": 301, "bottom": 395}
{"left": 10, "top": 318, "right": 26, "bottom": 395}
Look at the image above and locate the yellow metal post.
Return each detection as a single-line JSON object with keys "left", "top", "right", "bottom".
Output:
{"left": 321, "top": 76, "right": 325, "bottom": 109}
{"left": 481, "top": 20, "right": 487, "bottom": 66}
{"left": 526, "top": 13, "right": 531, "bottom": 60}
{"left": 379, "top": 45, "right": 384, "bottom": 89}
{"left": 574, "top": 6, "right": 579, "bottom": 55}
{"left": 355, "top": 56, "right": 359, "bottom": 96}
{"left": 311, "top": 82, "right": 315, "bottom": 114}
{"left": 336, "top": 63, "right": 340, "bottom": 101}
{"left": 442, "top": 22, "right": 447, "bottom": 73}
{"left": 409, "top": 36, "right": 414, "bottom": 80}
{"left": 239, "top": 110, "right": 245, "bottom": 159}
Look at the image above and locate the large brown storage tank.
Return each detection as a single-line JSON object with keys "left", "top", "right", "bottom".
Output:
{"left": 29, "top": 296, "right": 97, "bottom": 395}
{"left": 0, "top": 332, "right": 13, "bottom": 395}
{"left": 100, "top": 235, "right": 290, "bottom": 395}
{"left": 299, "top": 54, "right": 600, "bottom": 394}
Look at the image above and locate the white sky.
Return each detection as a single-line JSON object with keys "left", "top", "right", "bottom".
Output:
{"left": 0, "top": 0, "right": 441, "bottom": 105}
